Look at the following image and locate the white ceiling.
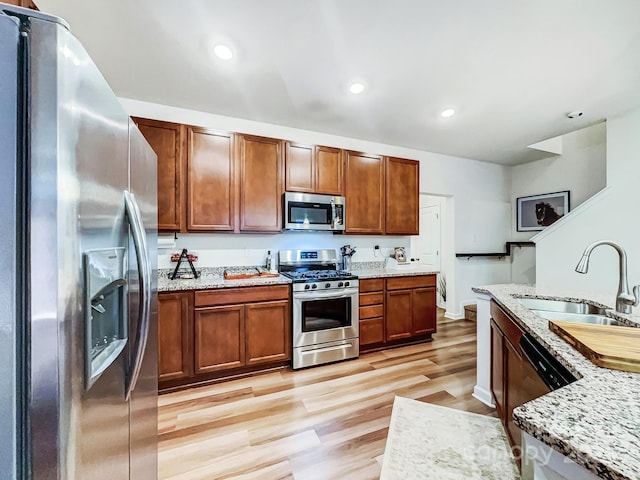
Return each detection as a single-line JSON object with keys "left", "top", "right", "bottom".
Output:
{"left": 37, "top": 0, "right": 640, "bottom": 165}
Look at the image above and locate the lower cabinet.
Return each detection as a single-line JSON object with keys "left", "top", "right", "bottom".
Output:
{"left": 359, "top": 279, "right": 385, "bottom": 348}
{"left": 359, "top": 275, "right": 437, "bottom": 352}
{"left": 386, "top": 276, "right": 437, "bottom": 342}
{"left": 158, "top": 285, "right": 290, "bottom": 391}
{"left": 490, "top": 300, "right": 551, "bottom": 455}
{"left": 158, "top": 292, "right": 193, "bottom": 382}
{"left": 195, "top": 304, "right": 245, "bottom": 374}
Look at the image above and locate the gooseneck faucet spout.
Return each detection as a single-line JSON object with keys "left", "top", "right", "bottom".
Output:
{"left": 575, "top": 240, "right": 639, "bottom": 314}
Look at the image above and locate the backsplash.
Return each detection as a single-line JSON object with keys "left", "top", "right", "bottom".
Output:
{"left": 157, "top": 232, "right": 411, "bottom": 270}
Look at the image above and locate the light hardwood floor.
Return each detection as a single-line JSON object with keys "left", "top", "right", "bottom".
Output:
{"left": 158, "top": 311, "right": 494, "bottom": 479}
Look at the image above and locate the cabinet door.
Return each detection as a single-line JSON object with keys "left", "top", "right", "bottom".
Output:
{"left": 490, "top": 320, "right": 505, "bottom": 418}
{"left": 238, "top": 135, "right": 284, "bottom": 232}
{"left": 385, "top": 289, "right": 412, "bottom": 341}
{"left": 194, "top": 305, "right": 245, "bottom": 373}
{"left": 385, "top": 157, "right": 419, "bottom": 235}
{"left": 360, "top": 318, "right": 385, "bottom": 346}
{"left": 134, "top": 118, "right": 185, "bottom": 231}
{"left": 315, "top": 146, "right": 343, "bottom": 195}
{"left": 412, "top": 287, "right": 436, "bottom": 335}
{"left": 245, "top": 300, "right": 291, "bottom": 365}
{"left": 158, "top": 293, "right": 192, "bottom": 382}
{"left": 187, "top": 127, "right": 234, "bottom": 231}
{"left": 345, "top": 151, "right": 385, "bottom": 234}
{"left": 285, "top": 142, "right": 314, "bottom": 193}
{"left": 504, "top": 339, "right": 523, "bottom": 449}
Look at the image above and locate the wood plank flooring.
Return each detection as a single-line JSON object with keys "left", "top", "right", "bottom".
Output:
{"left": 158, "top": 311, "right": 495, "bottom": 479}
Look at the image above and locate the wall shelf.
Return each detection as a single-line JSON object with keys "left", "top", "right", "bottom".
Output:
{"left": 456, "top": 242, "right": 535, "bottom": 259}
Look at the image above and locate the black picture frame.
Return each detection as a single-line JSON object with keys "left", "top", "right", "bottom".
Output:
{"left": 517, "top": 191, "right": 570, "bottom": 232}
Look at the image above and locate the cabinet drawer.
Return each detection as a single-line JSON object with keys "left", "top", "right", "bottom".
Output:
{"left": 360, "top": 304, "right": 384, "bottom": 319}
{"left": 359, "top": 292, "right": 384, "bottom": 306}
{"left": 360, "top": 317, "right": 384, "bottom": 346}
{"left": 386, "top": 275, "right": 436, "bottom": 290}
{"left": 359, "top": 278, "right": 384, "bottom": 293}
{"left": 490, "top": 300, "right": 524, "bottom": 350}
{"left": 195, "top": 285, "right": 289, "bottom": 307}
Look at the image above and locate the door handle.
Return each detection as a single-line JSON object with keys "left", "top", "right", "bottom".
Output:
{"left": 124, "top": 191, "right": 151, "bottom": 401}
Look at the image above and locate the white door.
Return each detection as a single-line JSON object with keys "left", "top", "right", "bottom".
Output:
{"left": 417, "top": 205, "right": 440, "bottom": 269}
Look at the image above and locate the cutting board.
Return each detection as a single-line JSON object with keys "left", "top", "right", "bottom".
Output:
{"left": 549, "top": 320, "right": 640, "bottom": 373}
{"left": 223, "top": 269, "right": 280, "bottom": 280}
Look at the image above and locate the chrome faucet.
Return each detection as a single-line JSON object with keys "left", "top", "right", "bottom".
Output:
{"left": 575, "top": 240, "right": 639, "bottom": 314}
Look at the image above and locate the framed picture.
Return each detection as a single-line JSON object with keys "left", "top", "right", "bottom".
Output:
{"left": 517, "top": 191, "right": 570, "bottom": 232}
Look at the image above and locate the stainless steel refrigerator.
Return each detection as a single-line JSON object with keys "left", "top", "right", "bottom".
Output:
{"left": 0, "top": 4, "right": 158, "bottom": 479}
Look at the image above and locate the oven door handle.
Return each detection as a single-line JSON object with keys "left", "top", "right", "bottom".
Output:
{"left": 295, "top": 289, "right": 359, "bottom": 301}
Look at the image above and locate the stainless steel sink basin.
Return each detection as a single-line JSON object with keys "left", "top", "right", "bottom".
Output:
{"left": 530, "top": 309, "right": 625, "bottom": 326}
{"left": 516, "top": 298, "right": 607, "bottom": 315}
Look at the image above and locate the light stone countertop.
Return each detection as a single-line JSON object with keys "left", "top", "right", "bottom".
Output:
{"left": 158, "top": 267, "right": 291, "bottom": 292}
{"left": 158, "top": 262, "right": 439, "bottom": 292}
{"left": 473, "top": 283, "right": 640, "bottom": 480}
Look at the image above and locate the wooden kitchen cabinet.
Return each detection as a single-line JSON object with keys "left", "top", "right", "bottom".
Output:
{"left": 158, "top": 292, "right": 193, "bottom": 382}
{"left": 385, "top": 276, "right": 437, "bottom": 342}
{"left": 187, "top": 127, "right": 235, "bottom": 231}
{"left": 285, "top": 142, "right": 343, "bottom": 195}
{"left": 238, "top": 134, "right": 284, "bottom": 232}
{"left": 195, "top": 304, "right": 245, "bottom": 374}
{"left": 194, "top": 285, "right": 290, "bottom": 375}
{"left": 490, "top": 300, "right": 551, "bottom": 453}
{"left": 134, "top": 118, "right": 186, "bottom": 232}
{"left": 385, "top": 157, "right": 419, "bottom": 235}
{"left": 245, "top": 300, "right": 291, "bottom": 365}
{"left": 344, "top": 151, "right": 385, "bottom": 234}
{"left": 3, "top": 0, "right": 38, "bottom": 9}
{"left": 359, "top": 279, "right": 385, "bottom": 349}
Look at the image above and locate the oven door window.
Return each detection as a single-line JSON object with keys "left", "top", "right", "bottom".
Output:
{"left": 302, "top": 297, "right": 352, "bottom": 332}
{"left": 288, "top": 201, "right": 332, "bottom": 226}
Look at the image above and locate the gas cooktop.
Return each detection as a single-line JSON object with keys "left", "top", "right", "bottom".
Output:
{"left": 280, "top": 269, "right": 358, "bottom": 283}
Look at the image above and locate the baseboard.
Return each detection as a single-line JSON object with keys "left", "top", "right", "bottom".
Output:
{"left": 472, "top": 385, "right": 495, "bottom": 408}
{"left": 444, "top": 310, "right": 465, "bottom": 320}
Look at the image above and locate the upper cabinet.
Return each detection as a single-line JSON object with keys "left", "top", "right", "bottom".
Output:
{"left": 285, "top": 143, "right": 343, "bottom": 196}
{"left": 4, "top": 0, "right": 38, "bottom": 9}
{"left": 187, "top": 127, "right": 235, "bottom": 231}
{"left": 134, "top": 118, "right": 186, "bottom": 232}
{"left": 345, "top": 151, "right": 385, "bottom": 234}
{"left": 133, "top": 116, "right": 419, "bottom": 236}
{"left": 385, "top": 157, "right": 419, "bottom": 235}
{"left": 238, "top": 134, "right": 284, "bottom": 232}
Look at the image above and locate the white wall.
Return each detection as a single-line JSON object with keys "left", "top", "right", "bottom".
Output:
{"left": 510, "top": 122, "right": 607, "bottom": 284}
{"left": 534, "top": 108, "right": 640, "bottom": 308}
{"left": 122, "top": 98, "right": 513, "bottom": 317}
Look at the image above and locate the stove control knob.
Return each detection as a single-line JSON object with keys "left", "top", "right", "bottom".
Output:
{"left": 325, "top": 283, "right": 331, "bottom": 288}
{"left": 345, "top": 281, "right": 350, "bottom": 287}
{"left": 304, "top": 284, "right": 310, "bottom": 290}
{"left": 338, "top": 282, "right": 344, "bottom": 287}
{"left": 311, "top": 284, "right": 318, "bottom": 289}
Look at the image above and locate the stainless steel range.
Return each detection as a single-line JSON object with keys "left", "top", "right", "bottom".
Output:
{"left": 279, "top": 249, "right": 359, "bottom": 369}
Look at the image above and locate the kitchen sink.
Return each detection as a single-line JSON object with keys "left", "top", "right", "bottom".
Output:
{"left": 516, "top": 298, "right": 607, "bottom": 315}
{"left": 530, "top": 309, "right": 625, "bottom": 327}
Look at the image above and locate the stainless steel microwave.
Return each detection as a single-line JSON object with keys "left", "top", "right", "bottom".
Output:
{"left": 283, "top": 192, "right": 345, "bottom": 231}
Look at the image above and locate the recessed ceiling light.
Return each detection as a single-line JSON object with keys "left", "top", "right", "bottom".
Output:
{"left": 349, "top": 82, "right": 365, "bottom": 94}
{"left": 213, "top": 44, "right": 233, "bottom": 60}
{"left": 440, "top": 108, "right": 456, "bottom": 118}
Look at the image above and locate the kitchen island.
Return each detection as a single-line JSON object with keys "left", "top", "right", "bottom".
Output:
{"left": 473, "top": 284, "right": 640, "bottom": 480}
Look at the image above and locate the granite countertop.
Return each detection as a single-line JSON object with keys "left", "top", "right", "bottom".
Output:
{"left": 158, "top": 267, "right": 292, "bottom": 292}
{"left": 158, "top": 262, "right": 439, "bottom": 292}
{"left": 473, "top": 284, "right": 640, "bottom": 480}
{"left": 350, "top": 261, "right": 439, "bottom": 279}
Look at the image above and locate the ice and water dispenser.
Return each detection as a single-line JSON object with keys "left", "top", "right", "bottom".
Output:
{"left": 83, "top": 248, "right": 128, "bottom": 389}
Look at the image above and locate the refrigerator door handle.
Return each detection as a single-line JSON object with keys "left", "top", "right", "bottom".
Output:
{"left": 124, "top": 190, "right": 152, "bottom": 400}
